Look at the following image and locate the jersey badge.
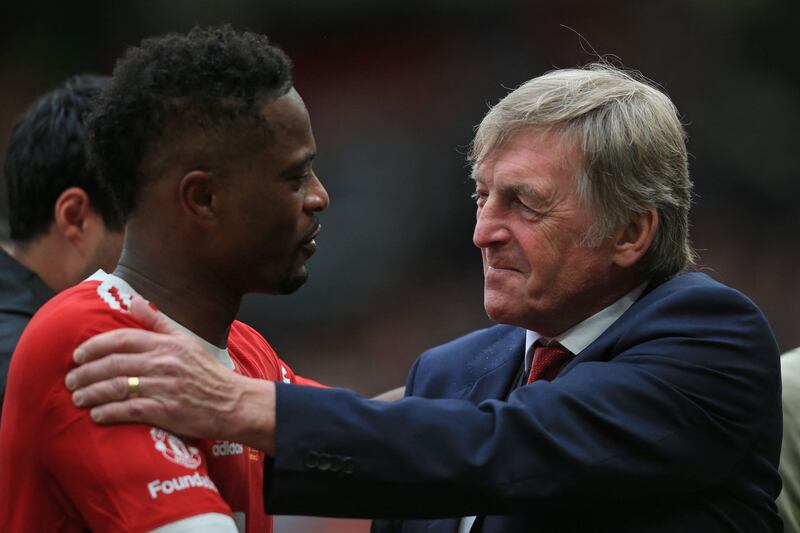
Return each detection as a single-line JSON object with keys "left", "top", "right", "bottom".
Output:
{"left": 150, "top": 428, "right": 202, "bottom": 469}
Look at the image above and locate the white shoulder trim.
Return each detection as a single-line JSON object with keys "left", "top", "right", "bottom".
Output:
{"left": 89, "top": 270, "right": 134, "bottom": 313}
{"left": 147, "top": 513, "right": 238, "bottom": 533}
{"left": 87, "top": 270, "right": 236, "bottom": 369}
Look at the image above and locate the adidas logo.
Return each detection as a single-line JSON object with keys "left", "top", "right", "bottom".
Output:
{"left": 212, "top": 440, "right": 244, "bottom": 457}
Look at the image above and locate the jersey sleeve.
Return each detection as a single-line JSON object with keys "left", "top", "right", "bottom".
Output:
{"left": 273, "top": 356, "right": 327, "bottom": 388}
{"left": 229, "top": 321, "right": 328, "bottom": 388}
{"left": 291, "top": 374, "right": 327, "bottom": 388}
{"left": 44, "top": 416, "right": 232, "bottom": 532}
{"left": 33, "top": 298, "right": 232, "bottom": 532}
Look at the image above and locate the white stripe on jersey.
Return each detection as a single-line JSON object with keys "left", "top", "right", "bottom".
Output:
{"left": 95, "top": 277, "right": 133, "bottom": 313}
{"left": 147, "top": 512, "right": 238, "bottom": 533}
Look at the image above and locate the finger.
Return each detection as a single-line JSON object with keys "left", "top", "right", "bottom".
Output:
{"left": 72, "top": 375, "right": 131, "bottom": 407}
{"left": 74, "top": 328, "right": 166, "bottom": 364}
{"left": 129, "top": 296, "right": 178, "bottom": 335}
{"left": 89, "top": 397, "right": 162, "bottom": 426}
{"left": 66, "top": 351, "right": 152, "bottom": 390}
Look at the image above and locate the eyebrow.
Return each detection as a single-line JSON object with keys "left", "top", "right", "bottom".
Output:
{"left": 510, "top": 183, "right": 545, "bottom": 201}
{"left": 472, "top": 175, "right": 550, "bottom": 207}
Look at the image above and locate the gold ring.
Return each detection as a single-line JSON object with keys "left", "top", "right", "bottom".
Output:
{"left": 127, "top": 376, "right": 140, "bottom": 399}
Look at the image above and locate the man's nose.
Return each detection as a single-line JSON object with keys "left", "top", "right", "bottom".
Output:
{"left": 473, "top": 200, "right": 511, "bottom": 249}
{"left": 305, "top": 173, "right": 330, "bottom": 212}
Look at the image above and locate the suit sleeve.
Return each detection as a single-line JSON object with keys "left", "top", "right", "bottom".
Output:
{"left": 264, "top": 282, "right": 781, "bottom": 519}
{"left": 403, "top": 356, "right": 421, "bottom": 396}
{"left": 368, "top": 358, "right": 423, "bottom": 532}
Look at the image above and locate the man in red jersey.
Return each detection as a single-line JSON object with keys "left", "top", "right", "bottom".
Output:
{"left": 0, "top": 26, "right": 328, "bottom": 532}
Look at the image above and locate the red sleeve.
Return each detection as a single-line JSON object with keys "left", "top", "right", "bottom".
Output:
{"left": 44, "top": 411, "right": 231, "bottom": 532}
{"left": 272, "top": 356, "right": 328, "bottom": 388}
{"left": 16, "top": 285, "right": 232, "bottom": 532}
{"left": 292, "top": 374, "right": 328, "bottom": 388}
{"left": 228, "top": 321, "right": 328, "bottom": 388}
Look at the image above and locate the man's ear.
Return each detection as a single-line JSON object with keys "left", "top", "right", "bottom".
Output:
{"left": 612, "top": 208, "right": 658, "bottom": 269}
{"left": 54, "top": 187, "right": 92, "bottom": 242}
{"left": 178, "top": 170, "right": 219, "bottom": 226}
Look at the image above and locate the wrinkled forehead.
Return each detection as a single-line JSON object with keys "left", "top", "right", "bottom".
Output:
{"left": 471, "top": 127, "right": 582, "bottom": 181}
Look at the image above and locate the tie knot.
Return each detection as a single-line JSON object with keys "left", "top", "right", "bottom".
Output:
{"left": 527, "top": 342, "right": 573, "bottom": 384}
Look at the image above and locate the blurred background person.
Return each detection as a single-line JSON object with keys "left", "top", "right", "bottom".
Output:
{"left": 779, "top": 347, "right": 800, "bottom": 532}
{"left": 0, "top": 74, "right": 124, "bottom": 414}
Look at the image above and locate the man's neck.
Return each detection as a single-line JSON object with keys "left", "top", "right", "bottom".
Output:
{"left": 526, "top": 282, "right": 647, "bottom": 360}
{"left": 530, "top": 273, "right": 646, "bottom": 338}
{"left": 113, "top": 258, "right": 241, "bottom": 348}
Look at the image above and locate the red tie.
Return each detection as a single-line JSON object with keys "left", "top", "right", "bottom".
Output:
{"left": 527, "top": 343, "right": 573, "bottom": 384}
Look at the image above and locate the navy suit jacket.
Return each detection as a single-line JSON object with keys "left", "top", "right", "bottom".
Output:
{"left": 265, "top": 273, "right": 782, "bottom": 532}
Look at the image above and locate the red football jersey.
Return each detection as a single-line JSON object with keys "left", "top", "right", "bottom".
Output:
{"left": 0, "top": 271, "right": 314, "bottom": 532}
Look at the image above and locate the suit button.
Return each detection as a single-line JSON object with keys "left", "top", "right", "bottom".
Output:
{"left": 342, "top": 457, "right": 355, "bottom": 474}
{"left": 318, "top": 453, "right": 332, "bottom": 471}
{"left": 304, "top": 452, "right": 319, "bottom": 469}
{"left": 330, "top": 456, "right": 342, "bottom": 473}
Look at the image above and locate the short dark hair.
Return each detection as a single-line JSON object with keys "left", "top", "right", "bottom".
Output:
{"left": 88, "top": 25, "right": 294, "bottom": 218}
{"left": 3, "top": 74, "right": 124, "bottom": 243}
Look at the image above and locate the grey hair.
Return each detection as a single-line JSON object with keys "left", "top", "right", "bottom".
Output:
{"left": 470, "top": 64, "right": 696, "bottom": 280}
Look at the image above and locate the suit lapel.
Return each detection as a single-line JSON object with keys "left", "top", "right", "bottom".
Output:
{"left": 558, "top": 323, "right": 618, "bottom": 376}
{"left": 404, "top": 328, "right": 524, "bottom": 533}
{"left": 418, "top": 283, "right": 664, "bottom": 533}
{"left": 463, "top": 327, "right": 526, "bottom": 404}
{"left": 557, "top": 279, "right": 660, "bottom": 377}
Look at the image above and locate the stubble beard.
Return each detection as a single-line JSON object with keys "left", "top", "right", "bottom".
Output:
{"left": 276, "top": 248, "right": 309, "bottom": 294}
{"left": 277, "top": 269, "right": 308, "bottom": 294}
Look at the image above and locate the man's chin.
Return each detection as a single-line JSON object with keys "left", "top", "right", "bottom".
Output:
{"left": 277, "top": 270, "right": 309, "bottom": 295}
{"left": 483, "top": 294, "right": 522, "bottom": 327}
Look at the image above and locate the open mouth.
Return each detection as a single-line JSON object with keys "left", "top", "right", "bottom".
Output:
{"left": 302, "top": 224, "right": 321, "bottom": 245}
{"left": 300, "top": 224, "right": 321, "bottom": 255}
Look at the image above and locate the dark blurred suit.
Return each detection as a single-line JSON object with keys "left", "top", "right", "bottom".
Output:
{"left": 0, "top": 247, "right": 54, "bottom": 415}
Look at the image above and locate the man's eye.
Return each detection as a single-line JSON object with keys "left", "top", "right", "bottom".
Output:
{"left": 515, "top": 198, "right": 545, "bottom": 218}
{"left": 516, "top": 198, "right": 534, "bottom": 210}
{"left": 289, "top": 174, "right": 310, "bottom": 189}
{"left": 471, "top": 191, "right": 488, "bottom": 205}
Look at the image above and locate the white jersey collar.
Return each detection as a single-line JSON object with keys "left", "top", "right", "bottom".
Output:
{"left": 87, "top": 270, "right": 235, "bottom": 370}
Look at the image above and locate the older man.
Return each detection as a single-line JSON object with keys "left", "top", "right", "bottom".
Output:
{"left": 66, "top": 65, "right": 781, "bottom": 532}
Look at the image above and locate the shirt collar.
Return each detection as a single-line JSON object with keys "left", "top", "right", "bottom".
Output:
{"left": 524, "top": 282, "right": 647, "bottom": 371}
{"left": 0, "top": 246, "right": 55, "bottom": 312}
{"left": 86, "top": 269, "right": 235, "bottom": 369}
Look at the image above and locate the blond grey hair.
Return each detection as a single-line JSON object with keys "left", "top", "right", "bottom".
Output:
{"left": 470, "top": 64, "right": 696, "bottom": 280}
